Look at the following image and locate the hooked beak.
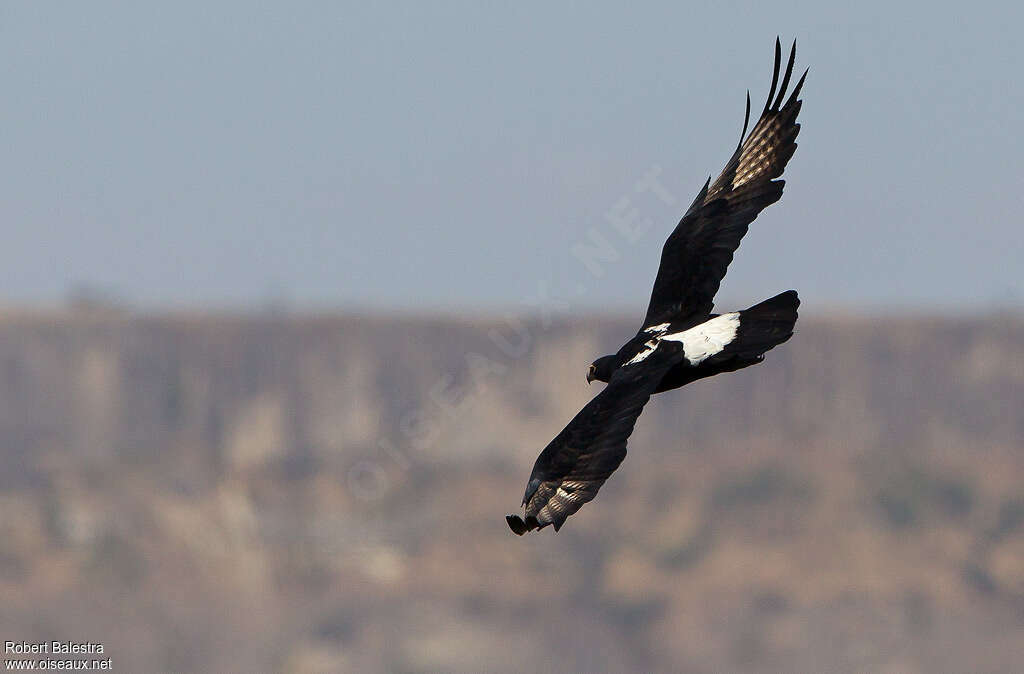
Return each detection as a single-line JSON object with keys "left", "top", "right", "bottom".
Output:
{"left": 586, "top": 364, "right": 597, "bottom": 385}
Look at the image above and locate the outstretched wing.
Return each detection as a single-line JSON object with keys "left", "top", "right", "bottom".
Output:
{"left": 507, "top": 340, "right": 685, "bottom": 534}
{"left": 643, "top": 38, "right": 807, "bottom": 327}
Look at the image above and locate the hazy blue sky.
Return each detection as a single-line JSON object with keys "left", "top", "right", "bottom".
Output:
{"left": 2, "top": 2, "right": 1022, "bottom": 314}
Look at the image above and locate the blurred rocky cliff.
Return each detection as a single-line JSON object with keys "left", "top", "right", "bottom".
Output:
{"left": 0, "top": 308, "right": 1022, "bottom": 672}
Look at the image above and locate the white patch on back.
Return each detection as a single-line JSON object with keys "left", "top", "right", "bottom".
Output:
{"left": 624, "top": 338, "right": 660, "bottom": 366}
{"left": 625, "top": 323, "right": 670, "bottom": 364}
{"left": 661, "top": 312, "right": 741, "bottom": 365}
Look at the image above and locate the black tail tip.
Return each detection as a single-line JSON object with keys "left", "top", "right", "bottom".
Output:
{"left": 754, "top": 289, "right": 800, "bottom": 312}
{"left": 506, "top": 514, "right": 540, "bottom": 535}
{"left": 777, "top": 289, "right": 800, "bottom": 303}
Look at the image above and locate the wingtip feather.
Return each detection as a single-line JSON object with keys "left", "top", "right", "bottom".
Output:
{"left": 506, "top": 514, "right": 526, "bottom": 535}
{"left": 772, "top": 40, "right": 797, "bottom": 110}
{"left": 784, "top": 68, "right": 809, "bottom": 108}
{"left": 507, "top": 513, "right": 544, "bottom": 535}
{"left": 763, "top": 39, "right": 782, "bottom": 115}
{"left": 739, "top": 91, "right": 751, "bottom": 146}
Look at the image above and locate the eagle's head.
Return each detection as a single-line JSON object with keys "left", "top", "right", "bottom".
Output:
{"left": 587, "top": 354, "right": 617, "bottom": 384}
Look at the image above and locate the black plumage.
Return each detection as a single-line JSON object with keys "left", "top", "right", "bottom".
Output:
{"left": 644, "top": 39, "right": 806, "bottom": 327}
{"left": 508, "top": 39, "right": 807, "bottom": 535}
{"left": 506, "top": 339, "right": 686, "bottom": 534}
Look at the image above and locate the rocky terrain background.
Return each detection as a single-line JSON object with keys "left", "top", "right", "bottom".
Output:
{"left": 0, "top": 307, "right": 1022, "bottom": 672}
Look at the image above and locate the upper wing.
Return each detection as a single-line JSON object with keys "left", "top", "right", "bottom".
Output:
{"left": 643, "top": 39, "right": 807, "bottom": 326}
{"left": 506, "top": 340, "right": 685, "bottom": 534}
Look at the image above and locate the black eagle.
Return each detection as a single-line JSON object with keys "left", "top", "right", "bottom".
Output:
{"left": 507, "top": 39, "right": 807, "bottom": 535}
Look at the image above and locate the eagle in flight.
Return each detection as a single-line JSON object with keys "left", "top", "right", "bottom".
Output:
{"left": 507, "top": 39, "right": 807, "bottom": 535}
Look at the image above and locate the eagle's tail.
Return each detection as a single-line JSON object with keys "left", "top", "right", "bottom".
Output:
{"left": 725, "top": 290, "right": 800, "bottom": 360}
